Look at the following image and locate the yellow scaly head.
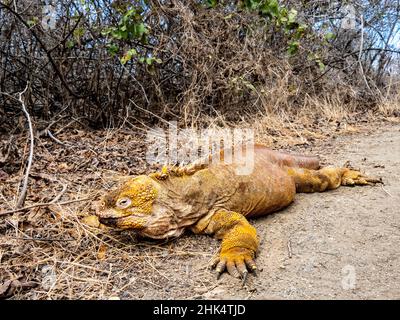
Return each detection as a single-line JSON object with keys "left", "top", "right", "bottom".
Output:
{"left": 96, "top": 175, "right": 181, "bottom": 239}
{"left": 96, "top": 175, "right": 158, "bottom": 230}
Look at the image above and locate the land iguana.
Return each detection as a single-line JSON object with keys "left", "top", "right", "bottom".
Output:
{"left": 96, "top": 145, "right": 382, "bottom": 280}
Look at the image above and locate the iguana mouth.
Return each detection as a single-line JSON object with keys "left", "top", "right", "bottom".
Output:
{"left": 99, "top": 217, "right": 118, "bottom": 226}
{"left": 98, "top": 215, "right": 148, "bottom": 230}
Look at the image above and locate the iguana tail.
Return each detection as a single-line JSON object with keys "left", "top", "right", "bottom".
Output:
{"left": 255, "top": 145, "right": 320, "bottom": 169}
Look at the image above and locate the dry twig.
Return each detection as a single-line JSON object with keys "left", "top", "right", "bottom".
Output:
{"left": 0, "top": 197, "right": 91, "bottom": 217}
{"left": 16, "top": 83, "right": 33, "bottom": 209}
{"left": 287, "top": 239, "right": 292, "bottom": 258}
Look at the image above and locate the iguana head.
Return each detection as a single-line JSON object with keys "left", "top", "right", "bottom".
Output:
{"left": 96, "top": 175, "right": 182, "bottom": 239}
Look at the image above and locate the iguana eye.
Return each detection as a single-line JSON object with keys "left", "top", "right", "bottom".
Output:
{"left": 116, "top": 197, "right": 131, "bottom": 209}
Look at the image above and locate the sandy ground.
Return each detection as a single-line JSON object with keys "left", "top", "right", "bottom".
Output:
{"left": 1, "top": 123, "right": 399, "bottom": 300}
{"left": 137, "top": 124, "right": 400, "bottom": 300}
{"left": 237, "top": 125, "right": 400, "bottom": 299}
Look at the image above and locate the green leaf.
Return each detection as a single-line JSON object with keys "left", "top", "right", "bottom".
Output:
{"left": 134, "top": 23, "right": 147, "bottom": 38}
{"left": 66, "top": 40, "right": 74, "bottom": 49}
{"left": 325, "top": 32, "right": 335, "bottom": 40}
{"left": 112, "top": 29, "right": 128, "bottom": 40}
{"left": 120, "top": 57, "right": 128, "bottom": 65}
{"left": 120, "top": 48, "right": 138, "bottom": 65}
{"left": 106, "top": 43, "right": 119, "bottom": 56}
{"left": 128, "top": 48, "right": 137, "bottom": 56}
{"left": 260, "top": 0, "right": 279, "bottom": 17}
{"left": 287, "top": 41, "right": 299, "bottom": 55}
{"left": 122, "top": 9, "right": 136, "bottom": 24}
{"left": 101, "top": 28, "right": 111, "bottom": 36}
{"left": 268, "top": 0, "right": 279, "bottom": 17}
{"left": 298, "top": 23, "right": 308, "bottom": 32}
{"left": 27, "top": 19, "right": 38, "bottom": 27}
{"left": 280, "top": 7, "right": 288, "bottom": 18}
{"left": 73, "top": 27, "right": 85, "bottom": 39}
{"left": 206, "top": 0, "right": 218, "bottom": 8}
{"left": 288, "top": 8, "right": 297, "bottom": 24}
{"left": 316, "top": 59, "right": 325, "bottom": 71}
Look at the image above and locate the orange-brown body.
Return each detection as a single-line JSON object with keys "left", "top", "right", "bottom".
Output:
{"left": 96, "top": 145, "right": 381, "bottom": 279}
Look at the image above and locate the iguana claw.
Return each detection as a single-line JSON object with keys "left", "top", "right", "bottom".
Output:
{"left": 342, "top": 170, "right": 383, "bottom": 186}
{"left": 241, "top": 271, "right": 248, "bottom": 286}
{"left": 212, "top": 247, "right": 257, "bottom": 281}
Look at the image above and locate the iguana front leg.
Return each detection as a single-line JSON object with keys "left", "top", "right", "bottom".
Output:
{"left": 198, "top": 209, "right": 259, "bottom": 279}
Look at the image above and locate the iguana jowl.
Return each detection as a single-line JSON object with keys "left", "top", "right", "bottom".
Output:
{"left": 96, "top": 145, "right": 381, "bottom": 279}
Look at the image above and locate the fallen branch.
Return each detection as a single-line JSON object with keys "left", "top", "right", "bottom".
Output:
{"left": 11, "top": 236, "right": 75, "bottom": 242}
{"left": 47, "top": 130, "right": 68, "bottom": 146}
{"left": 16, "top": 83, "right": 33, "bottom": 209}
{"left": 358, "top": 15, "right": 373, "bottom": 94}
{"left": 50, "top": 183, "right": 68, "bottom": 203}
{"left": 0, "top": 197, "right": 91, "bottom": 217}
{"left": 381, "top": 185, "right": 393, "bottom": 198}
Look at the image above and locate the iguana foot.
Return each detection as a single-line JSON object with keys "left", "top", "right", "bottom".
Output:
{"left": 197, "top": 210, "right": 259, "bottom": 283}
{"left": 212, "top": 247, "right": 257, "bottom": 282}
{"left": 342, "top": 169, "right": 383, "bottom": 186}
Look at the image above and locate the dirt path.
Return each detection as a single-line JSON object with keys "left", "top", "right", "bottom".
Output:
{"left": 148, "top": 124, "right": 400, "bottom": 300}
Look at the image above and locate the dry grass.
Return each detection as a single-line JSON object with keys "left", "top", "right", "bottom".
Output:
{"left": 378, "top": 93, "right": 400, "bottom": 117}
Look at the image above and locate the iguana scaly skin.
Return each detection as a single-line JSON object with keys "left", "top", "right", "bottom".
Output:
{"left": 96, "top": 145, "right": 381, "bottom": 279}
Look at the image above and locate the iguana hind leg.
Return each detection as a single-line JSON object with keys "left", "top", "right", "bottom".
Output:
{"left": 286, "top": 167, "right": 382, "bottom": 193}
{"left": 198, "top": 209, "right": 259, "bottom": 280}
